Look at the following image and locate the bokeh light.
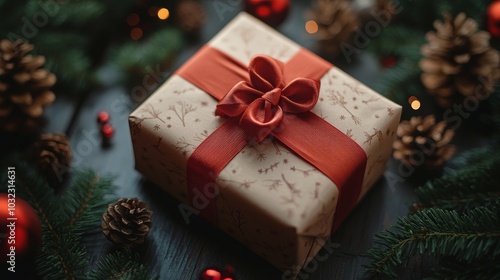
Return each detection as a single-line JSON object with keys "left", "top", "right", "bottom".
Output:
{"left": 157, "top": 8, "right": 170, "bottom": 20}
{"left": 305, "top": 20, "right": 318, "bottom": 34}
{"left": 126, "top": 13, "right": 139, "bottom": 26}
{"left": 411, "top": 100, "right": 421, "bottom": 110}
{"left": 408, "top": 96, "right": 420, "bottom": 110}
{"left": 130, "top": 27, "right": 143, "bottom": 40}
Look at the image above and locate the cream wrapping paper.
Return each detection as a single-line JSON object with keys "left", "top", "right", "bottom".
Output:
{"left": 129, "top": 12, "right": 402, "bottom": 273}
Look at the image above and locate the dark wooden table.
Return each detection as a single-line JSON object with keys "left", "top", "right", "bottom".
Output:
{"left": 24, "top": 1, "right": 488, "bottom": 279}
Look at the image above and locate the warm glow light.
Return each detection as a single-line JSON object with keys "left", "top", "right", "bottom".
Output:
{"left": 126, "top": 13, "right": 140, "bottom": 26}
{"left": 157, "top": 8, "right": 170, "bottom": 20}
{"left": 411, "top": 100, "right": 421, "bottom": 110}
{"left": 130, "top": 27, "right": 143, "bottom": 40}
{"left": 408, "top": 95, "right": 417, "bottom": 104}
{"left": 305, "top": 20, "right": 319, "bottom": 34}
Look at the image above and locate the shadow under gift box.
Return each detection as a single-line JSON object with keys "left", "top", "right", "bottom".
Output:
{"left": 129, "top": 12, "right": 401, "bottom": 274}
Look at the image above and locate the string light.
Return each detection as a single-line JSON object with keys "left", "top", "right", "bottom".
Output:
{"left": 305, "top": 20, "right": 318, "bottom": 34}
{"left": 157, "top": 8, "right": 170, "bottom": 20}
{"left": 408, "top": 96, "right": 421, "bottom": 110}
{"left": 411, "top": 100, "right": 421, "bottom": 110}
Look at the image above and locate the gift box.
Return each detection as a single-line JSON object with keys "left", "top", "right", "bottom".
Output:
{"left": 129, "top": 12, "right": 401, "bottom": 274}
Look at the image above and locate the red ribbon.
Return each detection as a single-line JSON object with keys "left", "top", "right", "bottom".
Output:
{"left": 216, "top": 55, "right": 320, "bottom": 143}
{"left": 176, "top": 46, "right": 367, "bottom": 231}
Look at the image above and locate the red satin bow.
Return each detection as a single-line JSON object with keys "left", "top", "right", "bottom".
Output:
{"left": 215, "top": 55, "right": 320, "bottom": 142}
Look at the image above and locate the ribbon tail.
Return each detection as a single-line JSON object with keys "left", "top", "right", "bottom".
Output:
{"left": 187, "top": 118, "right": 249, "bottom": 224}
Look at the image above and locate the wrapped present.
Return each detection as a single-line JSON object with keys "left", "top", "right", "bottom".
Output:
{"left": 129, "top": 12, "right": 401, "bottom": 274}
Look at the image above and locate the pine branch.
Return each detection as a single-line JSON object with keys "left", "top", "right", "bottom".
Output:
{"left": 426, "top": 257, "right": 500, "bottom": 280}
{"left": 61, "top": 170, "right": 114, "bottom": 233}
{"left": 0, "top": 157, "right": 156, "bottom": 279}
{"left": 111, "top": 28, "right": 184, "bottom": 88}
{"left": 87, "top": 248, "right": 155, "bottom": 280}
{"left": 364, "top": 207, "right": 500, "bottom": 279}
{"left": 413, "top": 150, "right": 500, "bottom": 212}
{"left": 35, "top": 234, "right": 88, "bottom": 280}
{"left": 368, "top": 25, "right": 424, "bottom": 59}
{"left": 393, "top": 0, "right": 490, "bottom": 32}
{"left": 372, "top": 58, "right": 422, "bottom": 103}
{"left": 0, "top": 162, "right": 89, "bottom": 279}
{"left": 23, "top": 0, "right": 103, "bottom": 27}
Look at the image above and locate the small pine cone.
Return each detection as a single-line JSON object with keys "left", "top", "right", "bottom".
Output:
{"left": 393, "top": 115, "right": 455, "bottom": 169}
{"left": 311, "top": 0, "right": 361, "bottom": 56}
{"left": 420, "top": 13, "right": 500, "bottom": 108}
{"left": 33, "top": 133, "right": 72, "bottom": 189}
{"left": 101, "top": 198, "right": 153, "bottom": 247}
{"left": 0, "top": 39, "right": 56, "bottom": 134}
{"left": 176, "top": 0, "right": 205, "bottom": 34}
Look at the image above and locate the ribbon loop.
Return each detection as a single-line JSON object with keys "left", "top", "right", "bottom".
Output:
{"left": 249, "top": 55, "right": 285, "bottom": 91}
{"left": 216, "top": 55, "right": 321, "bottom": 142}
{"left": 281, "top": 78, "right": 320, "bottom": 113}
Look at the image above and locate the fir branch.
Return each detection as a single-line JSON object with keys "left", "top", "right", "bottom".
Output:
{"left": 372, "top": 58, "right": 422, "bottom": 103}
{"left": 413, "top": 153, "right": 500, "bottom": 212}
{"left": 87, "top": 249, "right": 155, "bottom": 280}
{"left": 61, "top": 171, "right": 114, "bottom": 233}
{"left": 111, "top": 28, "right": 184, "bottom": 88}
{"left": 426, "top": 257, "right": 500, "bottom": 280}
{"left": 35, "top": 234, "right": 88, "bottom": 280}
{"left": 368, "top": 25, "right": 424, "bottom": 59}
{"left": 0, "top": 157, "right": 155, "bottom": 279}
{"left": 364, "top": 207, "right": 500, "bottom": 279}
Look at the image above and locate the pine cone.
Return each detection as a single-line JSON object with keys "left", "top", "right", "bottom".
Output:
{"left": 0, "top": 39, "right": 56, "bottom": 134}
{"left": 101, "top": 198, "right": 153, "bottom": 247}
{"left": 33, "top": 133, "right": 72, "bottom": 189}
{"left": 311, "top": 0, "right": 361, "bottom": 56}
{"left": 420, "top": 13, "right": 500, "bottom": 108}
{"left": 393, "top": 115, "right": 455, "bottom": 169}
{"left": 176, "top": 0, "right": 205, "bottom": 34}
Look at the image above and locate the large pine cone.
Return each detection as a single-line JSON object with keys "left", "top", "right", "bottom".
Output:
{"left": 33, "top": 133, "right": 72, "bottom": 189}
{"left": 311, "top": 0, "right": 361, "bottom": 57}
{"left": 101, "top": 198, "right": 153, "bottom": 247}
{"left": 420, "top": 13, "right": 500, "bottom": 108}
{"left": 0, "top": 39, "right": 56, "bottom": 134}
{"left": 393, "top": 115, "right": 455, "bottom": 169}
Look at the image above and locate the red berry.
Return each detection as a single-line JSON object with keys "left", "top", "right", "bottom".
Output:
{"left": 97, "top": 111, "right": 110, "bottom": 124}
{"left": 101, "top": 123, "right": 114, "bottom": 140}
{"left": 200, "top": 268, "right": 222, "bottom": 280}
